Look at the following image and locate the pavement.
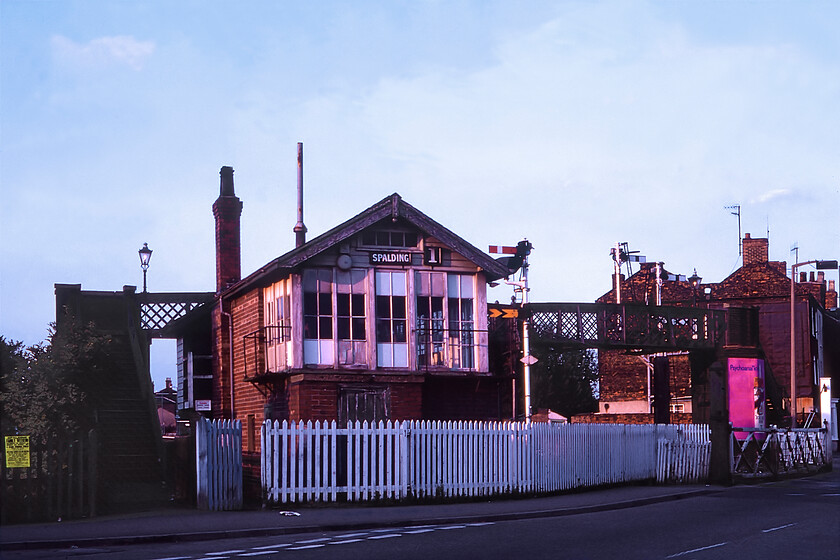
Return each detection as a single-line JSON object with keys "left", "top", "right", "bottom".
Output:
{"left": 0, "top": 482, "right": 717, "bottom": 551}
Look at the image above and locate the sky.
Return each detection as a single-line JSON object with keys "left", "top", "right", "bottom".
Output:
{"left": 2, "top": 0, "right": 838, "bottom": 391}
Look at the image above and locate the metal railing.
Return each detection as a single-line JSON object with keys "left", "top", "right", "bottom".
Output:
{"left": 243, "top": 325, "right": 293, "bottom": 380}
{"left": 730, "top": 425, "right": 831, "bottom": 478}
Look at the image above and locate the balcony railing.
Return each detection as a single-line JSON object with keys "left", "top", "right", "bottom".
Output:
{"left": 243, "top": 325, "right": 292, "bottom": 381}
{"left": 415, "top": 325, "right": 477, "bottom": 371}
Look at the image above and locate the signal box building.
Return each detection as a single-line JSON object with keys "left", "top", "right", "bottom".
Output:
{"left": 177, "top": 167, "right": 514, "bottom": 448}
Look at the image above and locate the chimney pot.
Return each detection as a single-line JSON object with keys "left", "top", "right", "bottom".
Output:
{"left": 810, "top": 271, "right": 816, "bottom": 282}
{"left": 829, "top": 280, "right": 836, "bottom": 291}
{"left": 817, "top": 271, "right": 825, "bottom": 284}
{"left": 800, "top": 272, "right": 807, "bottom": 282}
{"left": 213, "top": 166, "right": 243, "bottom": 293}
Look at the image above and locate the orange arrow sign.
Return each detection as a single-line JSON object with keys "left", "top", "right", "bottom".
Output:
{"left": 489, "top": 308, "right": 518, "bottom": 319}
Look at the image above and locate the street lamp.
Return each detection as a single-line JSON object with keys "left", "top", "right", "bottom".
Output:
{"left": 789, "top": 259, "right": 837, "bottom": 427}
{"left": 688, "top": 269, "right": 702, "bottom": 307}
{"left": 138, "top": 243, "right": 153, "bottom": 293}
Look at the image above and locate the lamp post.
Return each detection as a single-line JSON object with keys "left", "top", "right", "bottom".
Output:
{"left": 138, "top": 243, "right": 153, "bottom": 293}
{"left": 688, "top": 269, "right": 702, "bottom": 307}
{"left": 789, "top": 259, "right": 837, "bottom": 427}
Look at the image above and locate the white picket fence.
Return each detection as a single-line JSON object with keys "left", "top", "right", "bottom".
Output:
{"left": 261, "top": 420, "right": 710, "bottom": 504}
{"left": 196, "top": 418, "right": 243, "bottom": 511}
{"left": 656, "top": 424, "right": 711, "bottom": 484}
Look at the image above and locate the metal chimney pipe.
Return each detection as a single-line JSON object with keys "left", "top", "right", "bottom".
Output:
{"left": 293, "top": 142, "right": 307, "bottom": 248}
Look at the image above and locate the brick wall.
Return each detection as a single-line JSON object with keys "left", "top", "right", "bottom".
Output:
{"left": 422, "top": 377, "right": 511, "bottom": 420}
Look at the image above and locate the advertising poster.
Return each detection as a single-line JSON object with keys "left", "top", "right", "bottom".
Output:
{"left": 728, "top": 358, "right": 765, "bottom": 435}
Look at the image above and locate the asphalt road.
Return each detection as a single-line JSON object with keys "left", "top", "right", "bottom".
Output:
{"left": 5, "top": 469, "right": 838, "bottom": 560}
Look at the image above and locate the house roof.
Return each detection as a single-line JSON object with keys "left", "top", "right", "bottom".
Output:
{"left": 225, "top": 193, "right": 511, "bottom": 297}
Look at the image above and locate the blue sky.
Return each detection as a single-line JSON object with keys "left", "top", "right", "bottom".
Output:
{"left": 2, "top": 0, "right": 838, "bottom": 390}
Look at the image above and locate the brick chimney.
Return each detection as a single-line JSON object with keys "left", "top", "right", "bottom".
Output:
{"left": 742, "top": 233, "right": 768, "bottom": 266}
{"left": 213, "top": 166, "right": 243, "bottom": 293}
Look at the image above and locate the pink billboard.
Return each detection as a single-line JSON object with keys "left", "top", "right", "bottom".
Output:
{"left": 728, "top": 358, "right": 765, "bottom": 431}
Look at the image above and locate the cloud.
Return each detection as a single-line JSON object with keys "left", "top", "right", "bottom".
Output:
{"left": 750, "top": 189, "right": 794, "bottom": 204}
{"left": 51, "top": 35, "right": 155, "bottom": 71}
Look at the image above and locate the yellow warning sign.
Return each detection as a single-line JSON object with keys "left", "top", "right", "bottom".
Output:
{"left": 489, "top": 308, "right": 519, "bottom": 319}
{"left": 4, "top": 435, "right": 30, "bottom": 468}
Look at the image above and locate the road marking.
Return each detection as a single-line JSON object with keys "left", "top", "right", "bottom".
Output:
{"left": 208, "top": 551, "right": 245, "bottom": 555}
{"left": 250, "top": 543, "right": 292, "bottom": 550}
{"left": 238, "top": 552, "right": 276, "bottom": 557}
{"left": 438, "top": 524, "right": 466, "bottom": 530}
{"left": 762, "top": 523, "right": 796, "bottom": 533}
{"left": 328, "top": 539, "right": 364, "bottom": 545}
{"left": 823, "top": 493, "right": 840, "bottom": 497}
{"left": 288, "top": 544, "right": 326, "bottom": 550}
{"left": 294, "top": 537, "right": 330, "bottom": 544}
{"left": 334, "top": 532, "right": 369, "bottom": 538}
{"left": 666, "top": 542, "right": 728, "bottom": 558}
{"left": 368, "top": 533, "right": 402, "bottom": 540}
{"left": 404, "top": 528, "right": 436, "bottom": 534}
{"left": 467, "top": 522, "right": 495, "bottom": 527}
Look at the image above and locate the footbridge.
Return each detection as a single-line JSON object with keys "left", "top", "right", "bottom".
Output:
{"left": 524, "top": 302, "right": 727, "bottom": 351}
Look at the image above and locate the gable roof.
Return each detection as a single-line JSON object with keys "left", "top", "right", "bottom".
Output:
{"left": 225, "top": 193, "right": 510, "bottom": 297}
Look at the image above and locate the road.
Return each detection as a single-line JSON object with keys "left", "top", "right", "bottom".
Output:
{"left": 5, "top": 469, "right": 838, "bottom": 560}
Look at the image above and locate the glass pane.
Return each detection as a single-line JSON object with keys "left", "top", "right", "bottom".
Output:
{"left": 303, "top": 269, "right": 317, "bottom": 292}
{"left": 319, "top": 293, "right": 332, "bottom": 314}
{"left": 394, "top": 319, "right": 407, "bottom": 342}
{"left": 304, "top": 316, "right": 317, "bottom": 339}
{"left": 351, "top": 294, "right": 365, "bottom": 316}
{"left": 319, "top": 316, "right": 332, "bottom": 339}
{"left": 392, "top": 296, "right": 406, "bottom": 318}
{"left": 377, "top": 343, "right": 392, "bottom": 367}
{"left": 460, "top": 275, "right": 474, "bottom": 298}
{"left": 336, "top": 270, "right": 351, "bottom": 292}
{"left": 447, "top": 274, "right": 459, "bottom": 297}
{"left": 431, "top": 272, "right": 444, "bottom": 296}
{"left": 352, "top": 318, "right": 366, "bottom": 340}
{"left": 393, "top": 343, "right": 408, "bottom": 367}
{"left": 392, "top": 272, "right": 406, "bottom": 296}
{"left": 416, "top": 271, "right": 429, "bottom": 296}
{"left": 405, "top": 232, "right": 418, "bottom": 247}
{"left": 337, "top": 293, "right": 350, "bottom": 317}
{"left": 303, "top": 292, "right": 317, "bottom": 315}
{"left": 351, "top": 269, "right": 366, "bottom": 291}
{"left": 375, "top": 271, "right": 390, "bottom": 295}
{"left": 376, "top": 319, "right": 392, "bottom": 343}
{"left": 338, "top": 317, "right": 350, "bottom": 340}
{"left": 376, "top": 231, "right": 390, "bottom": 246}
{"left": 318, "top": 269, "right": 332, "bottom": 285}
{"left": 461, "top": 298, "right": 473, "bottom": 321}
{"left": 376, "top": 295, "right": 391, "bottom": 318}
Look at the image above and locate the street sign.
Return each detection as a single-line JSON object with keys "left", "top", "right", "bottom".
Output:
{"left": 489, "top": 308, "right": 519, "bottom": 319}
{"left": 4, "top": 436, "right": 30, "bottom": 468}
{"left": 520, "top": 355, "right": 538, "bottom": 365}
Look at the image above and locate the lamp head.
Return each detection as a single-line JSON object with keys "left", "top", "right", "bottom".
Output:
{"left": 139, "top": 243, "right": 153, "bottom": 271}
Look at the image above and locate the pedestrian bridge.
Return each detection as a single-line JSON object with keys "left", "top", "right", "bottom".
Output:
{"left": 522, "top": 302, "right": 727, "bottom": 351}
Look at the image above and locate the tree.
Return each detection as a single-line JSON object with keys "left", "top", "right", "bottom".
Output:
{"left": 1, "top": 318, "right": 114, "bottom": 444}
{"left": 530, "top": 343, "right": 599, "bottom": 418}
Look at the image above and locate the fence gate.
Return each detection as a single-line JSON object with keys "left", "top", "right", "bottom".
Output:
{"left": 196, "top": 418, "right": 242, "bottom": 510}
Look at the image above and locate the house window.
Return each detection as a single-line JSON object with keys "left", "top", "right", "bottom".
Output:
{"left": 448, "top": 274, "right": 475, "bottom": 369}
{"left": 415, "top": 272, "right": 475, "bottom": 369}
{"left": 336, "top": 269, "right": 367, "bottom": 365}
{"left": 303, "top": 269, "right": 335, "bottom": 365}
{"left": 416, "top": 271, "right": 445, "bottom": 367}
{"left": 375, "top": 271, "right": 408, "bottom": 367}
{"left": 362, "top": 230, "right": 419, "bottom": 248}
{"left": 264, "top": 281, "right": 290, "bottom": 372}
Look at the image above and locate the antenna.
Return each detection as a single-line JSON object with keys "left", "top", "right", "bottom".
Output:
{"left": 790, "top": 242, "right": 799, "bottom": 265}
{"left": 725, "top": 205, "right": 741, "bottom": 255}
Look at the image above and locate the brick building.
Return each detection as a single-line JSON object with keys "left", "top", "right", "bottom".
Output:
{"left": 594, "top": 233, "right": 838, "bottom": 427}
{"left": 176, "top": 166, "right": 514, "bottom": 451}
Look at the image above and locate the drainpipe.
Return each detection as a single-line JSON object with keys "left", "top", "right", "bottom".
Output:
{"left": 222, "top": 308, "right": 235, "bottom": 418}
